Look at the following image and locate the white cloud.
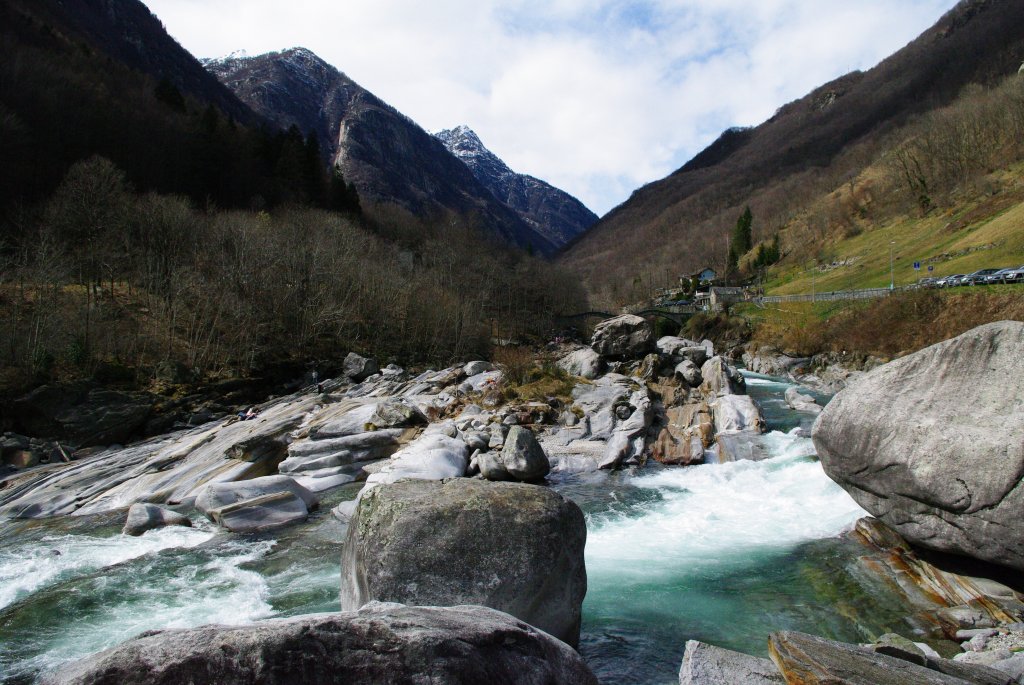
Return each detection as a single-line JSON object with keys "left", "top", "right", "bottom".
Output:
{"left": 144, "top": 0, "right": 959, "bottom": 216}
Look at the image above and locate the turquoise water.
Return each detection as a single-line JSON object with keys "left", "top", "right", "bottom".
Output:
{"left": 0, "top": 374, "right": 914, "bottom": 684}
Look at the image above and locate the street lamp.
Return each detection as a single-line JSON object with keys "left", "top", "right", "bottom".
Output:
{"left": 889, "top": 241, "right": 895, "bottom": 291}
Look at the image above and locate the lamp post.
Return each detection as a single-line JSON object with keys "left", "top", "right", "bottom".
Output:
{"left": 889, "top": 241, "right": 895, "bottom": 291}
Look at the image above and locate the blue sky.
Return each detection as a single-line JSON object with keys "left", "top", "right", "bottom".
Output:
{"left": 143, "top": 0, "right": 959, "bottom": 216}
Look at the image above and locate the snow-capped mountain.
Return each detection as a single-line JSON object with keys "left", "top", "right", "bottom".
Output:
{"left": 435, "top": 126, "right": 598, "bottom": 248}
{"left": 204, "top": 48, "right": 556, "bottom": 255}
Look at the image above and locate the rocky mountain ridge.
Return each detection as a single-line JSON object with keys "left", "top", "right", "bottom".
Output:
{"left": 204, "top": 48, "right": 558, "bottom": 255}
{"left": 435, "top": 125, "right": 598, "bottom": 248}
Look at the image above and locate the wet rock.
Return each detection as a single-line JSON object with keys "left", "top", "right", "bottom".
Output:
{"left": 557, "top": 347, "right": 604, "bottom": 380}
{"left": 0, "top": 394, "right": 322, "bottom": 518}
{"left": 679, "top": 640, "right": 784, "bottom": 684}
{"left": 785, "top": 386, "right": 822, "bottom": 414}
{"left": 768, "top": 630, "right": 1012, "bottom": 685}
{"left": 42, "top": 602, "right": 599, "bottom": 685}
{"left": 591, "top": 314, "right": 654, "bottom": 360}
{"left": 195, "top": 475, "right": 318, "bottom": 533}
{"left": 342, "top": 479, "right": 587, "bottom": 648}
{"left": 122, "top": 503, "right": 192, "bottom": 536}
{"left": 814, "top": 321, "right": 1024, "bottom": 572}
{"left": 343, "top": 352, "right": 379, "bottom": 382}
{"left": 652, "top": 405, "right": 706, "bottom": 466}
{"left": 280, "top": 430, "right": 407, "bottom": 474}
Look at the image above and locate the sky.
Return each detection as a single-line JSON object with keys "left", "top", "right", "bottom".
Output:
{"left": 143, "top": 0, "right": 960, "bottom": 216}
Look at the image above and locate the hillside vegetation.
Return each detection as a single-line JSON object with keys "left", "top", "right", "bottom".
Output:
{"left": 0, "top": 0, "right": 584, "bottom": 398}
{"left": 562, "top": 0, "right": 1024, "bottom": 308}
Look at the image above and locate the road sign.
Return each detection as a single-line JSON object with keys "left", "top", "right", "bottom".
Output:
{"left": 928, "top": 265, "right": 934, "bottom": 272}
{"left": 913, "top": 261, "right": 921, "bottom": 270}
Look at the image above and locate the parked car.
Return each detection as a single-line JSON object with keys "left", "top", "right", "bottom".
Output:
{"left": 984, "top": 267, "right": 1018, "bottom": 284}
{"left": 916, "top": 277, "right": 938, "bottom": 288}
{"left": 935, "top": 274, "right": 965, "bottom": 288}
{"left": 1000, "top": 265, "right": 1024, "bottom": 283}
{"left": 962, "top": 268, "right": 1001, "bottom": 285}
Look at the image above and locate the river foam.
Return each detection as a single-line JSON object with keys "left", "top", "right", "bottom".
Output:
{"left": 586, "top": 431, "right": 865, "bottom": 579}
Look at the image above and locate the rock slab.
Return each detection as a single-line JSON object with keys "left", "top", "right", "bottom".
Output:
{"left": 42, "top": 602, "right": 599, "bottom": 685}
{"left": 812, "top": 321, "right": 1024, "bottom": 572}
{"left": 341, "top": 479, "right": 587, "bottom": 647}
{"left": 679, "top": 640, "right": 784, "bottom": 684}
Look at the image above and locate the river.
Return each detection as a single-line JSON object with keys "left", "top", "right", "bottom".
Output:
{"left": 0, "top": 371, "right": 914, "bottom": 684}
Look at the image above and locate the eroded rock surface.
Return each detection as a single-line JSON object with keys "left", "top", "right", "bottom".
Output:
{"left": 42, "top": 602, "right": 599, "bottom": 685}
{"left": 813, "top": 322, "right": 1024, "bottom": 572}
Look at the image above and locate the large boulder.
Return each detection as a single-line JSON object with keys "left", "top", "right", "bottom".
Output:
{"left": 195, "top": 475, "right": 318, "bottom": 533}
{"left": 42, "top": 602, "right": 599, "bottom": 685}
{"left": 478, "top": 426, "right": 550, "bottom": 482}
{"left": 557, "top": 347, "right": 604, "bottom": 380}
{"left": 711, "top": 395, "right": 765, "bottom": 434}
{"left": 813, "top": 322, "right": 1024, "bottom": 572}
{"left": 341, "top": 479, "right": 587, "bottom": 648}
{"left": 591, "top": 314, "right": 654, "bottom": 360}
{"left": 343, "top": 352, "right": 379, "bottom": 382}
{"left": 679, "top": 640, "right": 783, "bottom": 684}
{"left": 122, "top": 503, "right": 192, "bottom": 536}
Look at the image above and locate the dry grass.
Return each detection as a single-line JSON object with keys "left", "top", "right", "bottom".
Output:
{"left": 751, "top": 289, "right": 1024, "bottom": 358}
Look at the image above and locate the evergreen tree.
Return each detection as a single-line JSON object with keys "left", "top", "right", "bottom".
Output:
{"left": 731, "top": 206, "right": 753, "bottom": 257}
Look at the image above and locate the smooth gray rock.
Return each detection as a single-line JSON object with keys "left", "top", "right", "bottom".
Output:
{"left": 343, "top": 352, "right": 379, "bottom": 382}
{"left": 341, "top": 479, "right": 587, "bottom": 647}
{"left": 42, "top": 602, "right": 599, "bottom": 685}
{"left": 195, "top": 475, "right": 318, "bottom": 533}
{"left": 591, "top": 314, "right": 654, "bottom": 360}
{"left": 557, "top": 347, "right": 604, "bottom": 380}
{"left": 656, "top": 336, "right": 698, "bottom": 356}
{"left": 675, "top": 359, "right": 703, "bottom": 387}
{"left": 812, "top": 321, "right": 1024, "bottom": 572}
{"left": 463, "top": 361, "right": 494, "bottom": 376}
{"left": 363, "top": 433, "right": 469, "bottom": 488}
{"left": 712, "top": 395, "right": 765, "bottom": 435}
{"left": 677, "top": 346, "right": 710, "bottom": 368}
{"left": 679, "top": 640, "right": 783, "bottom": 684}
{"left": 700, "top": 357, "right": 747, "bottom": 397}
{"left": 122, "top": 503, "right": 192, "bottom": 536}
{"left": 785, "top": 386, "right": 822, "bottom": 414}
{"left": 0, "top": 393, "right": 323, "bottom": 518}
{"left": 279, "top": 430, "right": 406, "bottom": 473}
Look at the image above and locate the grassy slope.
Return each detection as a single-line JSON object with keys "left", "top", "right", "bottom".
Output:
{"left": 767, "top": 168, "right": 1024, "bottom": 295}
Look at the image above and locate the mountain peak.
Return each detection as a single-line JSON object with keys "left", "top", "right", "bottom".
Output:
{"left": 434, "top": 126, "right": 597, "bottom": 247}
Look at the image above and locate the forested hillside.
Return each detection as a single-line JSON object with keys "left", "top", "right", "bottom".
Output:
{"left": 0, "top": 0, "right": 583, "bottom": 399}
{"left": 562, "top": 0, "right": 1024, "bottom": 307}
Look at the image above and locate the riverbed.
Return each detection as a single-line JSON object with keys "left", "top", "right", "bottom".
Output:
{"left": 0, "top": 372, "right": 914, "bottom": 684}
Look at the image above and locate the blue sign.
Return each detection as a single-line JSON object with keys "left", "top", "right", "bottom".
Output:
{"left": 913, "top": 261, "right": 921, "bottom": 270}
{"left": 928, "top": 265, "right": 934, "bottom": 272}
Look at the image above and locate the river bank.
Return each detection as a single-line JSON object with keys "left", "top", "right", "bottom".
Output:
{"left": 1, "top": 317, "right": 1022, "bottom": 683}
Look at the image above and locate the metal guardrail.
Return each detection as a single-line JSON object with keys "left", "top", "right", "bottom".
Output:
{"left": 758, "top": 287, "right": 901, "bottom": 304}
